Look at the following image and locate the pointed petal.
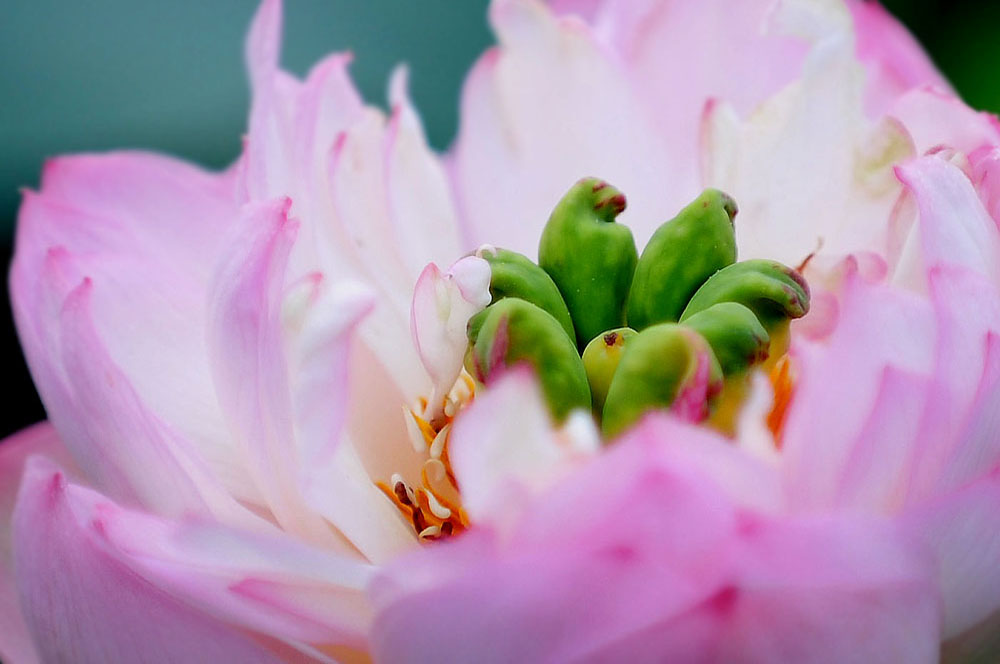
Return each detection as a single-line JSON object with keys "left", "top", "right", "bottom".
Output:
{"left": 12, "top": 459, "right": 288, "bottom": 664}
{"left": 11, "top": 153, "right": 255, "bottom": 502}
{"left": 385, "top": 66, "right": 464, "bottom": 273}
{"left": 208, "top": 197, "right": 338, "bottom": 543}
{"left": 0, "top": 423, "right": 78, "bottom": 664}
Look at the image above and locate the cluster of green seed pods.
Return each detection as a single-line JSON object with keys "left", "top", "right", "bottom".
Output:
{"left": 464, "top": 177, "right": 810, "bottom": 438}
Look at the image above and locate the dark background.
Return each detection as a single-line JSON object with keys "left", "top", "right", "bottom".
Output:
{"left": 3, "top": 0, "right": 999, "bottom": 437}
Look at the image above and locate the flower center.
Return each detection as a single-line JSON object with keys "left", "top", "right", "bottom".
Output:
{"left": 381, "top": 177, "right": 810, "bottom": 541}
{"left": 376, "top": 373, "right": 476, "bottom": 541}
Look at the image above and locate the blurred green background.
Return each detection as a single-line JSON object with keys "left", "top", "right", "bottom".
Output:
{"left": 1, "top": 0, "right": 998, "bottom": 436}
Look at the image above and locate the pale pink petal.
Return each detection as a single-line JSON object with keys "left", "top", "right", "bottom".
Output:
{"left": 12, "top": 459, "right": 291, "bottom": 664}
{"left": 932, "top": 333, "right": 1000, "bottom": 492}
{"left": 288, "top": 279, "right": 375, "bottom": 470}
{"left": 11, "top": 246, "right": 261, "bottom": 527}
{"left": 0, "top": 423, "right": 78, "bottom": 664}
{"left": 451, "top": 0, "right": 678, "bottom": 254}
{"left": 636, "top": 415, "right": 782, "bottom": 513}
{"left": 903, "top": 470, "right": 1000, "bottom": 639}
{"left": 208, "top": 197, "right": 340, "bottom": 543}
{"left": 243, "top": 0, "right": 294, "bottom": 202}
{"left": 372, "top": 432, "right": 939, "bottom": 662}
{"left": 896, "top": 154, "right": 1000, "bottom": 286}
{"left": 970, "top": 146, "right": 1000, "bottom": 228}
{"left": 57, "top": 480, "right": 375, "bottom": 647}
{"left": 299, "top": 439, "right": 418, "bottom": 565}
{"left": 410, "top": 256, "right": 491, "bottom": 415}
{"left": 890, "top": 87, "right": 1000, "bottom": 157}
{"left": 846, "top": 0, "right": 952, "bottom": 116}
{"left": 385, "top": 67, "right": 464, "bottom": 274}
{"left": 781, "top": 274, "right": 936, "bottom": 511}
{"left": 11, "top": 153, "right": 255, "bottom": 502}
{"left": 552, "top": 0, "right": 945, "bottom": 119}
{"left": 326, "top": 112, "right": 428, "bottom": 397}
{"left": 907, "top": 266, "right": 1000, "bottom": 500}
{"left": 702, "top": 18, "right": 914, "bottom": 268}
{"left": 594, "top": 0, "right": 806, "bottom": 167}
{"left": 447, "top": 369, "right": 589, "bottom": 521}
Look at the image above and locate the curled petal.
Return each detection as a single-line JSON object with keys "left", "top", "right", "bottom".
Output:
{"left": 410, "top": 256, "right": 491, "bottom": 416}
{"left": 11, "top": 152, "right": 254, "bottom": 503}
{"left": 896, "top": 154, "right": 1000, "bottom": 286}
{"left": 208, "top": 197, "right": 344, "bottom": 544}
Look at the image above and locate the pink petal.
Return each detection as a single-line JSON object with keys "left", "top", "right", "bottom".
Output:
{"left": 702, "top": 25, "right": 914, "bottom": 268}
{"left": 596, "top": 0, "right": 806, "bottom": 163}
{"left": 447, "top": 369, "right": 592, "bottom": 521}
{"left": 11, "top": 153, "right": 255, "bottom": 503}
{"left": 903, "top": 469, "right": 1000, "bottom": 638}
{"left": 896, "top": 154, "right": 1000, "bottom": 286}
{"left": 60, "top": 479, "right": 375, "bottom": 647}
{"left": 890, "top": 87, "right": 1000, "bottom": 157}
{"left": 451, "top": 0, "right": 679, "bottom": 254}
{"left": 907, "top": 266, "right": 1000, "bottom": 500}
{"left": 12, "top": 246, "right": 260, "bottom": 527}
{"left": 243, "top": 0, "right": 293, "bottom": 202}
{"left": 12, "top": 459, "right": 291, "bottom": 664}
{"left": 288, "top": 278, "right": 375, "bottom": 471}
{"left": 0, "top": 423, "right": 78, "bottom": 664}
{"left": 847, "top": 0, "right": 952, "bottom": 116}
{"left": 781, "top": 274, "right": 936, "bottom": 510}
{"left": 385, "top": 66, "right": 464, "bottom": 274}
{"left": 207, "top": 197, "right": 337, "bottom": 542}
{"left": 208, "top": 199, "right": 414, "bottom": 561}
{"left": 371, "top": 432, "right": 939, "bottom": 662}
{"left": 970, "top": 146, "right": 1000, "bottom": 229}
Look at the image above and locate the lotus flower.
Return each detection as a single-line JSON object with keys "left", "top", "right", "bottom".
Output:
{"left": 3, "top": 0, "right": 999, "bottom": 661}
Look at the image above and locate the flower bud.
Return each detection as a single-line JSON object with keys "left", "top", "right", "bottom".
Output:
{"left": 538, "top": 178, "right": 637, "bottom": 350}
{"left": 466, "top": 298, "right": 590, "bottom": 422}
{"left": 680, "top": 302, "right": 769, "bottom": 376}
{"left": 478, "top": 246, "right": 575, "bottom": 342}
{"left": 626, "top": 189, "right": 737, "bottom": 330}
{"left": 602, "top": 324, "right": 722, "bottom": 438}
{"left": 581, "top": 327, "right": 636, "bottom": 415}
{"left": 679, "top": 259, "right": 810, "bottom": 332}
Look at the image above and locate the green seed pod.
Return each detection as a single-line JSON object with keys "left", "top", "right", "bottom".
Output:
{"left": 626, "top": 189, "right": 738, "bottom": 330}
{"left": 680, "top": 302, "right": 770, "bottom": 376}
{"left": 679, "top": 259, "right": 810, "bottom": 332}
{"left": 479, "top": 246, "right": 575, "bottom": 342}
{"left": 602, "top": 324, "right": 722, "bottom": 438}
{"left": 538, "top": 177, "right": 638, "bottom": 350}
{"left": 581, "top": 327, "right": 636, "bottom": 416}
{"left": 465, "top": 298, "right": 591, "bottom": 422}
